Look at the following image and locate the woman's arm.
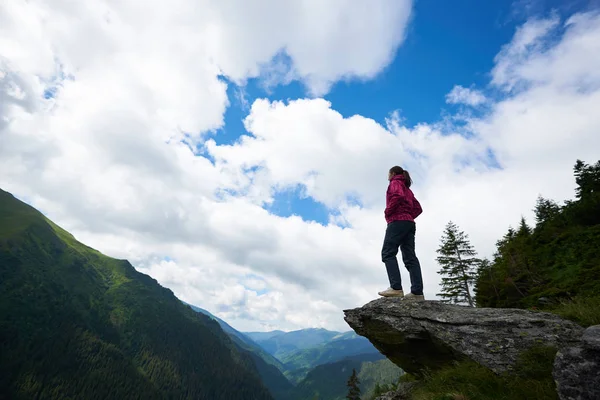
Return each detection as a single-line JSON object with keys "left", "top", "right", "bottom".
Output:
{"left": 412, "top": 197, "right": 423, "bottom": 219}
{"left": 384, "top": 180, "right": 406, "bottom": 218}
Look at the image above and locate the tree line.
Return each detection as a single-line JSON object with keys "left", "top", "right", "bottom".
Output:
{"left": 435, "top": 159, "right": 600, "bottom": 309}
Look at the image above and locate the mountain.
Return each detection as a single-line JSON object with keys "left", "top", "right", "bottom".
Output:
{"left": 0, "top": 189, "right": 272, "bottom": 400}
{"left": 187, "top": 304, "right": 285, "bottom": 371}
{"left": 244, "top": 328, "right": 343, "bottom": 360}
{"left": 187, "top": 304, "right": 295, "bottom": 400}
{"left": 294, "top": 355, "right": 403, "bottom": 400}
{"left": 245, "top": 328, "right": 383, "bottom": 384}
{"left": 282, "top": 332, "right": 378, "bottom": 376}
{"left": 244, "top": 330, "right": 286, "bottom": 342}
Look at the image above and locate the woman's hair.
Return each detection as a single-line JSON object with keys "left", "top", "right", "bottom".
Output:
{"left": 389, "top": 165, "right": 412, "bottom": 188}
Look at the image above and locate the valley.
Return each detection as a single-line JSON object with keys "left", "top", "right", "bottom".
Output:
{"left": 191, "top": 306, "right": 403, "bottom": 399}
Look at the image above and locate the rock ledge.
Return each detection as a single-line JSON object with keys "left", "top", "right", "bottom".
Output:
{"left": 343, "top": 298, "right": 583, "bottom": 376}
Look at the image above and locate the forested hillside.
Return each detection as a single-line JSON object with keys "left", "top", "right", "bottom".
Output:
{"left": 475, "top": 159, "right": 600, "bottom": 326}
{"left": 282, "top": 333, "right": 380, "bottom": 383}
{"left": 243, "top": 327, "right": 403, "bottom": 399}
{"left": 0, "top": 189, "right": 272, "bottom": 400}
{"left": 295, "top": 356, "right": 403, "bottom": 400}
{"left": 188, "top": 304, "right": 295, "bottom": 400}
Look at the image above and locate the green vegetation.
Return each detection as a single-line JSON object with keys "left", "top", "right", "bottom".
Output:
{"left": 551, "top": 295, "right": 600, "bottom": 327}
{"left": 359, "top": 359, "right": 405, "bottom": 400}
{"left": 410, "top": 346, "right": 558, "bottom": 400}
{"left": 282, "top": 334, "right": 379, "bottom": 383}
{"left": 191, "top": 305, "right": 286, "bottom": 370}
{"left": 188, "top": 304, "right": 295, "bottom": 400}
{"left": 436, "top": 221, "right": 480, "bottom": 307}
{"left": 0, "top": 189, "right": 272, "bottom": 400}
{"left": 345, "top": 368, "right": 361, "bottom": 400}
{"left": 367, "top": 382, "right": 398, "bottom": 400}
{"left": 475, "top": 159, "right": 600, "bottom": 322}
{"left": 294, "top": 356, "right": 403, "bottom": 400}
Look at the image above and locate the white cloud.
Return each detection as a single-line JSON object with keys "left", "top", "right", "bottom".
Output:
{"left": 2, "top": 3, "right": 600, "bottom": 333}
{"left": 445, "top": 85, "right": 487, "bottom": 106}
{"left": 491, "top": 14, "right": 561, "bottom": 91}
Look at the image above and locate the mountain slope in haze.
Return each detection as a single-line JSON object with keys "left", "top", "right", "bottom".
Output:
{"left": 244, "top": 330, "right": 286, "bottom": 342}
{"left": 244, "top": 328, "right": 343, "bottom": 360}
{"left": 188, "top": 304, "right": 285, "bottom": 371}
{"left": 0, "top": 189, "right": 272, "bottom": 400}
{"left": 246, "top": 328, "right": 382, "bottom": 384}
{"left": 187, "top": 304, "right": 295, "bottom": 400}
{"left": 282, "top": 332, "right": 378, "bottom": 379}
{"left": 295, "top": 355, "right": 403, "bottom": 400}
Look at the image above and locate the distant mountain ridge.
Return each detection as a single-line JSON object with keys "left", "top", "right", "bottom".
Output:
{"left": 281, "top": 332, "right": 379, "bottom": 382}
{"left": 245, "top": 328, "right": 344, "bottom": 360}
{"left": 244, "top": 328, "right": 382, "bottom": 381}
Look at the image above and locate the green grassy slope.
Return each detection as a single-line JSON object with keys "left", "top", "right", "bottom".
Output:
{"left": 294, "top": 355, "right": 403, "bottom": 400}
{"left": 0, "top": 189, "right": 273, "bottom": 400}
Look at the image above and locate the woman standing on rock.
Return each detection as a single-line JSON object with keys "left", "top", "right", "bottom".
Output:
{"left": 378, "top": 166, "right": 425, "bottom": 300}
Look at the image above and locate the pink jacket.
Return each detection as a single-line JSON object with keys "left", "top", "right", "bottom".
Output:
{"left": 384, "top": 175, "right": 423, "bottom": 224}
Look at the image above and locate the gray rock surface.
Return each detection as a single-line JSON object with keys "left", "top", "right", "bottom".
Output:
{"left": 374, "top": 382, "right": 417, "bottom": 400}
{"left": 553, "top": 325, "right": 600, "bottom": 400}
{"left": 374, "top": 391, "right": 403, "bottom": 400}
{"left": 343, "top": 298, "right": 583, "bottom": 376}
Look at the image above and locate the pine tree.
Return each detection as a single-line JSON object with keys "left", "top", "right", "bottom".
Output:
{"left": 574, "top": 159, "right": 600, "bottom": 199}
{"left": 516, "top": 216, "right": 531, "bottom": 237}
{"left": 474, "top": 258, "right": 498, "bottom": 306}
{"left": 436, "top": 221, "right": 480, "bottom": 307}
{"left": 346, "top": 368, "right": 361, "bottom": 400}
{"left": 534, "top": 196, "right": 560, "bottom": 225}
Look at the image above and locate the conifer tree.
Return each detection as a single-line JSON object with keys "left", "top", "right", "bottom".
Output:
{"left": 436, "top": 221, "right": 480, "bottom": 306}
{"left": 346, "top": 368, "right": 361, "bottom": 400}
{"left": 574, "top": 159, "right": 600, "bottom": 199}
{"left": 516, "top": 216, "right": 532, "bottom": 237}
{"left": 534, "top": 195, "right": 560, "bottom": 225}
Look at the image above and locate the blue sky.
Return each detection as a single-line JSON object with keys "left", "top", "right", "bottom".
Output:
{"left": 213, "top": 0, "right": 593, "bottom": 227}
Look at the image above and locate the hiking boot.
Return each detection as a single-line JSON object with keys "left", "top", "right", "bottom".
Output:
{"left": 403, "top": 292, "right": 425, "bottom": 301}
{"left": 378, "top": 287, "right": 404, "bottom": 297}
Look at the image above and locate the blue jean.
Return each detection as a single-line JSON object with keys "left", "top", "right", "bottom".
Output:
{"left": 381, "top": 220, "right": 424, "bottom": 295}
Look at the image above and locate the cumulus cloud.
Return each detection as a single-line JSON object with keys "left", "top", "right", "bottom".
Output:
{"left": 491, "top": 14, "right": 561, "bottom": 91}
{"left": 1, "top": 2, "right": 600, "bottom": 332}
{"left": 445, "top": 85, "right": 487, "bottom": 106}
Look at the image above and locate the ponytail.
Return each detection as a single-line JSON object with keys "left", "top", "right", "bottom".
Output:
{"left": 403, "top": 170, "right": 412, "bottom": 188}
{"left": 389, "top": 165, "right": 412, "bottom": 188}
